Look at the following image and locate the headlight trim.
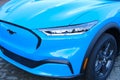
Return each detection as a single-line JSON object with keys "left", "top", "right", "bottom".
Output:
{"left": 39, "top": 20, "right": 98, "bottom": 36}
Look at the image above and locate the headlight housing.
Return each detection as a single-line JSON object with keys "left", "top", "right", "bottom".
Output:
{"left": 39, "top": 21, "right": 98, "bottom": 36}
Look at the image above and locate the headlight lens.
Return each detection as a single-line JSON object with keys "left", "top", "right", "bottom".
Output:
{"left": 39, "top": 21, "right": 98, "bottom": 36}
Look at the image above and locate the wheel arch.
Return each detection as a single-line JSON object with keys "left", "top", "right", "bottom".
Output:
{"left": 80, "top": 22, "right": 120, "bottom": 75}
{"left": 105, "top": 28, "right": 120, "bottom": 55}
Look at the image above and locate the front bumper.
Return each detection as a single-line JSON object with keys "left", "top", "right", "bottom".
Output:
{"left": 0, "top": 46, "right": 74, "bottom": 74}
{"left": 0, "top": 20, "right": 95, "bottom": 79}
{"left": 0, "top": 47, "right": 84, "bottom": 79}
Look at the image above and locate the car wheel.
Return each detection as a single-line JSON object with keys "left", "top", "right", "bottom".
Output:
{"left": 85, "top": 33, "right": 117, "bottom": 80}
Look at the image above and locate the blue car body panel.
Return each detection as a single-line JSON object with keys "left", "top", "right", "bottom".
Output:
{"left": 0, "top": 0, "right": 120, "bottom": 78}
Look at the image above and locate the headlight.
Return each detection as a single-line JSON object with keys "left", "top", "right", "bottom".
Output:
{"left": 39, "top": 21, "right": 98, "bottom": 36}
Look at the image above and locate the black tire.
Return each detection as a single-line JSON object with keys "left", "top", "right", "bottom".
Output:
{"left": 85, "top": 33, "right": 117, "bottom": 80}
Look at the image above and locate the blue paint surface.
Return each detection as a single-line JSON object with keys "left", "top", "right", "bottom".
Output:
{"left": 0, "top": 0, "right": 120, "bottom": 78}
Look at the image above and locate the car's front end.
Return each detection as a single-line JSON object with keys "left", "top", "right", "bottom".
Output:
{"left": 0, "top": 20, "right": 98, "bottom": 78}
{"left": 0, "top": 0, "right": 120, "bottom": 79}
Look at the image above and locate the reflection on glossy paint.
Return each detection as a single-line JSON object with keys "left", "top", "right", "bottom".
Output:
{"left": 39, "top": 72, "right": 52, "bottom": 76}
{"left": 50, "top": 48, "right": 79, "bottom": 58}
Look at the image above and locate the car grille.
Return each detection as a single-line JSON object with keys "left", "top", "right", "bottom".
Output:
{"left": 0, "top": 46, "right": 42, "bottom": 68}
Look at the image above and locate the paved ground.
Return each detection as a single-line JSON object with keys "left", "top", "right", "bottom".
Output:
{"left": 0, "top": 0, "right": 120, "bottom": 80}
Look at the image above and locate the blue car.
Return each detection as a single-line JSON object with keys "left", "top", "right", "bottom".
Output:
{"left": 0, "top": 0, "right": 120, "bottom": 80}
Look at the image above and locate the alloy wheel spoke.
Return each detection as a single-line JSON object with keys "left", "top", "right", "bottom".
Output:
{"left": 95, "top": 60, "right": 102, "bottom": 72}
{"left": 106, "top": 50, "right": 114, "bottom": 60}
{"left": 104, "top": 43, "right": 111, "bottom": 56}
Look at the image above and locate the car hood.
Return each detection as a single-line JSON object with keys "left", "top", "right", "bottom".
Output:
{"left": 0, "top": 0, "right": 111, "bottom": 29}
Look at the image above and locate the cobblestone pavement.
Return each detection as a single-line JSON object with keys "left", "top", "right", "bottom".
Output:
{"left": 0, "top": 0, "right": 120, "bottom": 80}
